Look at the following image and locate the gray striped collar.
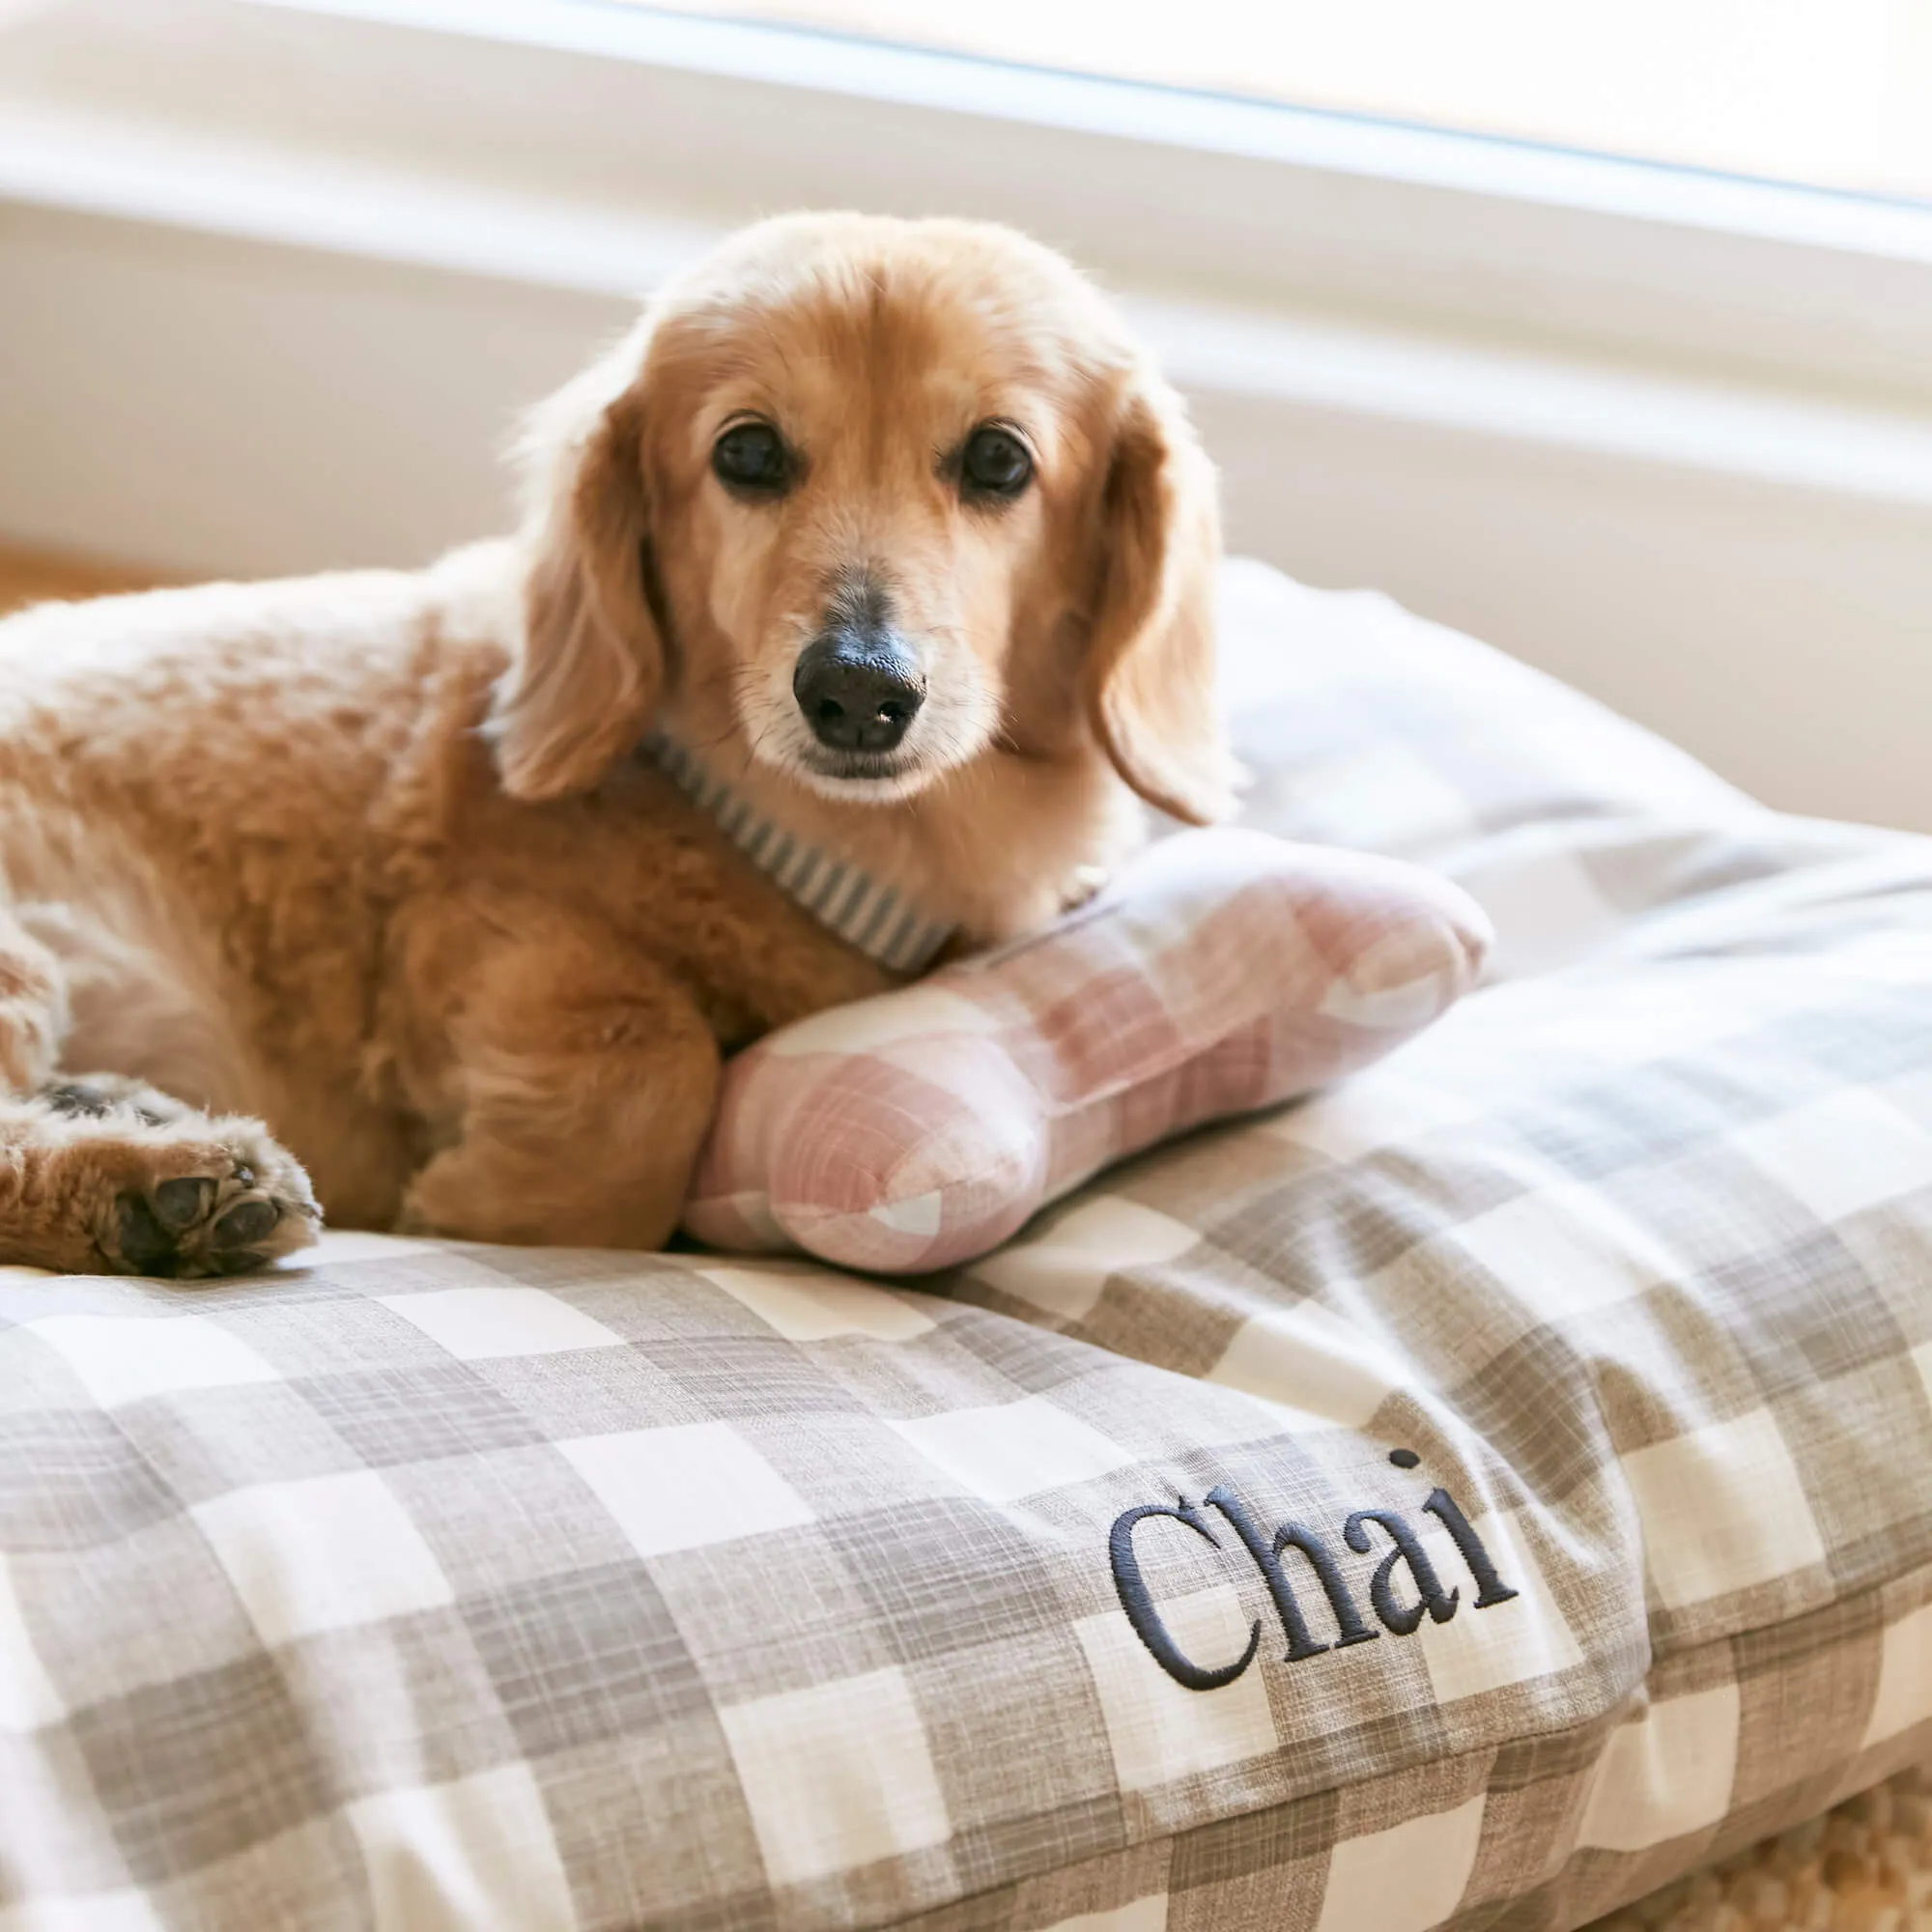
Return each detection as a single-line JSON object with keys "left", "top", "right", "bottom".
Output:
{"left": 642, "top": 729, "right": 956, "bottom": 974}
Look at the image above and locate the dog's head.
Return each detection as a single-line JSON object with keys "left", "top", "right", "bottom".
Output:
{"left": 493, "top": 213, "right": 1234, "bottom": 824}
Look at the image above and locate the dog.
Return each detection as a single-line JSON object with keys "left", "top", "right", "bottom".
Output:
{"left": 0, "top": 212, "right": 1234, "bottom": 1277}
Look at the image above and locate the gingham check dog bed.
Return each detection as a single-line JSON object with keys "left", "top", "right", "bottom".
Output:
{"left": 5, "top": 559, "right": 1930, "bottom": 1932}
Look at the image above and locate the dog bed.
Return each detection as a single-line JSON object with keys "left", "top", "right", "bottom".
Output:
{"left": 4, "top": 559, "right": 1930, "bottom": 1932}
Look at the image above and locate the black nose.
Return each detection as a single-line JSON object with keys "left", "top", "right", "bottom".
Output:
{"left": 793, "top": 633, "right": 924, "bottom": 753}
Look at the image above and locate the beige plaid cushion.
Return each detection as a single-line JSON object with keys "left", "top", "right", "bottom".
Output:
{"left": 6, "top": 562, "right": 1931, "bottom": 1932}
{"left": 683, "top": 829, "right": 1492, "bottom": 1272}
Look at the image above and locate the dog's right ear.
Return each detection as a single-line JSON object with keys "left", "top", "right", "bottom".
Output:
{"left": 490, "top": 327, "right": 664, "bottom": 801}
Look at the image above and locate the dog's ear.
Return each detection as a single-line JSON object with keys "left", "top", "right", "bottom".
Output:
{"left": 1082, "top": 368, "right": 1236, "bottom": 825}
{"left": 490, "top": 329, "right": 664, "bottom": 801}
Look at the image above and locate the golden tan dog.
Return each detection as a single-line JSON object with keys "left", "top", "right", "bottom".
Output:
{"left": 0, "top": 213, "right": 1232, "bottom": 1276}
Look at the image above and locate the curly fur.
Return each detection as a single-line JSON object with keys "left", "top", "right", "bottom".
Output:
{"left": 0, "top": 213, "right": 1231, "bottom": 1274}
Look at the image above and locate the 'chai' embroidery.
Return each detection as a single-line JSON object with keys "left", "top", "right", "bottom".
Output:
{"left": 1108, "top": 1449, "right": 1520, "bottom": 1690}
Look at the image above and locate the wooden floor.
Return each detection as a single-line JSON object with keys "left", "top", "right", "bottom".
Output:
{"left": 0, "top": 543, "right": 170, "bottom": 619}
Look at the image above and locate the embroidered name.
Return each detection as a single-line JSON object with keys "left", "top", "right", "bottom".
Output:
{"left": 1108, "top": 1449, "right": 1519, "bottom": 1690}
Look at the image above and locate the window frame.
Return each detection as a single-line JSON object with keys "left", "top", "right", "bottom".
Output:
{"left": 7, "top": 0, "right": 1932, "bottom": 404}
{"left": 235, "top": 0, "right": 1932, "bottom": 399}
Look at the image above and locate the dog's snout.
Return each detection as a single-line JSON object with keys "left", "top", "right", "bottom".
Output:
{"left": 793, "top": 632, "right": 925, "bottom": 754}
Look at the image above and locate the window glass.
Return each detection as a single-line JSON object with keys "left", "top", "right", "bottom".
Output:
{"left": 627, "top": 0, "right": 1932, "bottom": 205}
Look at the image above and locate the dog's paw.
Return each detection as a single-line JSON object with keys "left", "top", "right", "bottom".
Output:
{"left": 91, "top": 1119, "right": 321, "bottom": 1280}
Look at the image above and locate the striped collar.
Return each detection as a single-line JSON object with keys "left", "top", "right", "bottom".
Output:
{"left": 641, "top": 729, "right": 956, "bottom": 974}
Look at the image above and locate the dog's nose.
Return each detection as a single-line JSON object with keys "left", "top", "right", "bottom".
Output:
{"left": 793, "top": 634, "right": 924, "bottom": 753}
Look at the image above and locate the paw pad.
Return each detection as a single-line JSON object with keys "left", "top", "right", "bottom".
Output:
{"left": 213, "top": 1199, "right": 280, "bottom": 1247}
{"left": 154, "top": 1178, "right": 213, "bottom": 1230}
{"left": 107, "top": 1156, "right": 312, "bottom": 1280}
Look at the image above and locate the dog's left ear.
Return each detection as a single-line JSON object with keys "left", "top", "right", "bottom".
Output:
{"left": 490, "top": 329, "right": 664, "bottom": 802}
{"left": 1083, "top": 368, "right": 1236, "bottom": 825}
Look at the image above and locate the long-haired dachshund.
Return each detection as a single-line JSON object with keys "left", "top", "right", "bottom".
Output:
{"left": 0, "top": 213, "right": 1233, "bottom": 1276}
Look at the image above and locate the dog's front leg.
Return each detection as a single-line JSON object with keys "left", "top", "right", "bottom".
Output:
{"left": 0, "top": 911, "right": 318, "bottom": 1276}
{"left": 399, "top": 923, "right": 721, "bottom": 1251}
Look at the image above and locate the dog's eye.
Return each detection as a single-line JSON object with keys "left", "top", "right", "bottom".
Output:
{"left": 712, "top": 421, "right": 791, "bottom": 496}
{"left": 960, "top": 425, "right": 1033, "bottom": 500}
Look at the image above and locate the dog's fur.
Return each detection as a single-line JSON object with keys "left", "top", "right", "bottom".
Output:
{"left": 0, "top": 213, "right": 1232, "bottom": 1276}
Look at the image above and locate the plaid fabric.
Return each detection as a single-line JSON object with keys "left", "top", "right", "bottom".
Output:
{"left": 5, "top": 561, "right": 1932, "bottom": 1931}
{"left": 683, "top": 828, "right": 1491, "bottom": 1274}
{"left": 1208, "top": 557, "right": 1924, "bottom": 980}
